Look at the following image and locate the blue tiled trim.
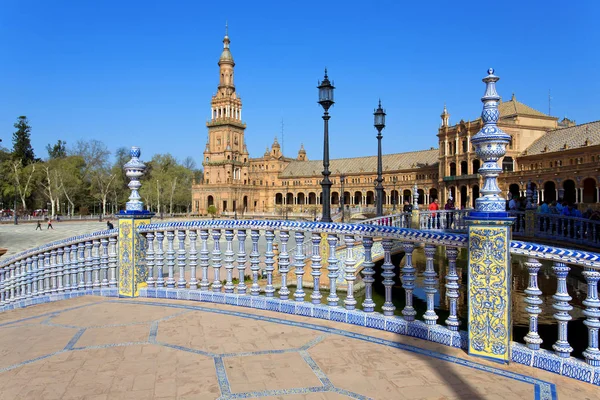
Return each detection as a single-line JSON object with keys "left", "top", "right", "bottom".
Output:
{"left": 64, "top": 328, "right": 86, "bottom": 350}
{"left": 117, "top": 299, "right": 558, "bottom": 399}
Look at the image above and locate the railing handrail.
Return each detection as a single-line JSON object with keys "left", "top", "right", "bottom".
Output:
{"left": 0, "top": 228, "right": 118, "bottom": 268}
{"left": 359, "top": 212, "right": 410, "bottom": 225}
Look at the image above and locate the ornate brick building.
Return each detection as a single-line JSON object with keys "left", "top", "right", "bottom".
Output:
{"left": 192, "top": 31, "right": 599, "bottom": 216}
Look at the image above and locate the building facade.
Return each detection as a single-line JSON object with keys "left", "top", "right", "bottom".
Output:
{"left": 192, "top": 32, "right": 600, "bottom": 216}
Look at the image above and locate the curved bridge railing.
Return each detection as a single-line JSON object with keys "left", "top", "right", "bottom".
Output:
{"left": 0, "top": 219, "right": 599, "bottom": 385}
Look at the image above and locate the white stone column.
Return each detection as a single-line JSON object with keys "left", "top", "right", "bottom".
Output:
{"left": 596, "top": 187, "right": 599, "bottom": 203}
{"left": 540, "top": 189, "right": 545, "bottom": 202}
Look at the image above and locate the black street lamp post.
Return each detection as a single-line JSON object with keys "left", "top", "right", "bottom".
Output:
{"left": 374, "top": 100, "right": 386, "bottom": 217}
{"left": 392, "top": 176, "right": 397, "bottom": 212}
{"left": 318, "top": 69, "right": 335, "bottom": 222}
{"left": 340, "top": 174, "right": 346, "bottom": 223}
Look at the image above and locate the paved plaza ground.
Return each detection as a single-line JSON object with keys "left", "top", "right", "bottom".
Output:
{"left": 0, "top": 296, "right": 596, "bottom": 399}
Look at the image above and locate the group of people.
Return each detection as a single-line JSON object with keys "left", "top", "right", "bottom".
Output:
{"left": 35, "top": 219, "right": 114, "bottom": 230}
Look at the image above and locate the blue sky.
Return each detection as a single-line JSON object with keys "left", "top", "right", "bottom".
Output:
{"left": 1, "top": 0, "right": 598, "bottom": 166}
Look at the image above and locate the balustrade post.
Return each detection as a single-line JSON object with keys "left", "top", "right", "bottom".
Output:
{"left": 100, "top": 238, "right": 109, "bottom": 287}
{"left": 50, "top": 249, "right": 58, "bottom": 293}
{"left": 32, "top": 255, "right": 39, "bottom": 297}
{"left": 250, "top": 230, "right": 260, "bottom": 296}
{"left": 326, "top": 234, "right": 339, "bottom": 306}
{"left": 224, "top": 230, "right": 236, "bottom": 293}
{"left": 236, "top": 229, "right": 247, "bottom": 294}
{"left": 77, "top": 243, "right": 85, "bottom": 290}
{"left": 294, "top": 231, "right": 306, "bottom": 302}
{"left": 552, "top": 262, "right": 573, "bottom": 358}
{"left": 582, "top": 268, "right": 600, "bottom": 366}
{"left": 63, "top": 246, "right": 71, "bottom": 291}
{"left": 117, "top": 146, "right": 153, "bottom": 297}
{"left": 310, "top": 233, "right": 322, "bottom": 304}
{"left": 70, "top": 244, "right": 78, "bottom": 291}
{"left": 400, "top": 242, "right": 416, "bottom": 320}
{"left": 211, "top": 229, "right": 223, "bottom": 292}
{"left": 155, "top": 232, "right": 165, "bottom": 287}
{"left": 445, "top": 247, "right": 460, "bottom": 331}
{"left": 381, "top": 239, "right": 395, "bottom": 315}
{"left": 278, "top": 231, "right": 290, "bottom": 299}
{"left": 56, "top": 247, "right": 65, "bottom": 292}
{"left": 523, "top": 257, "right": 543, "bottom": 350}
{"left": 465, "top": 68, "right": 513, "bottom": 363}
{"left": 177, "top": 230, "right": 187, "bottom": 288}
{"left": 145, "top": 233, "right": 155, "bottom": 287}
{"left": 18, "top": 260, "right": 26, "bottom": 300}
{"left": 199, "top": 229, "right": 210, "bottom": 291}
{"left": 423, "top": 245, "right": 438, "bottom": 325}
{"left": 10, "top": 262, "right": 16, "bottom": 301}
{"left": 165, "top": 231, "right": 176, "bottom": 288}
{"left": 189, "top": 230, "right": 199, "bottom": 290}
{"left": 92, "top": 240, "right": 101, "bottom": 289}
{"left": 361, "top": 237, "right": 375, "bottom": 312}
{"left": 109, "top": 236, "right": 118, "bottom": 288}
{"left": 0, "top": 269, "right": 4, "bottom": 304}
{"left": 264, "top": 230, "right": 275, "bottom": 297}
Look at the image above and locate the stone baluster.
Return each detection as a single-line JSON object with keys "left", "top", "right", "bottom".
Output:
{"left": 224, "top": 230, "right": 235, "bottom": 293}
{"left": 523, "top": 257, "right": 543, "bottom": 350}
{"left": 70, "top": 244, "right": 78, "bottom": 291}
{"left": 236, "top": 229, "right": 247, "bottom": 294}
{"left": 92, "top": 239, "right": 101, "bottom": 289}
{"left": 445, "top": 247, "right": 460, "bottom": 331}
{"left": 78, "top": 243, "right": 86, "bottom": 290}
{"left": 109, "top": 236, "right": 118, "bottom": 288}
{"left": 188, "top": 230, "right": 198, "bottom": 290}
{"left": 211, "top": 229, "right": 222, "bottom": 292}
{"left": 177, "top": 230, "right": 187, "bottom": 288}
{"left": 250, "top": 230, "right": 260, "bottom": 296}
{"left": 344, "top": 235, "right": 358, "bottom": 310}
{"left": 9, "top": 262, "right": 16, "bottom": 302}
{"left": 44, "top": 251, "right": 52, "bottom": 294}
{"left": 63, "top": 246, "right": 71, "bottom": 291}
{"left": 310, "top": 233, "right": 322, "bottom": 304}
{"left": 277, "top": 231, "right": 290, "bottom": 300}
{"left": 582, "top": 268, "right": 600, "bottom": 366}
{"left": 155, "top": 231, "right": 165, "bottom": 287}
{"left": 85, "top": 241, "right": 93, "bottom": 289}
{"left": 361, "top": 237, "right": 376, "bottom": 312}
{"left": 5, "top": 265, "right": 11, "bottom": 302}
{"left": 145, "top": 232, "right": 155, "bottom": 287}
{"left": 423, "top": 244, "right": 438, "bottom": 325}
{"left": 400, "top": 242, "right": 417, "bottom": 320}
{"left": 100, "top": 238, "right": 109, "bottom": 287}
{"left": 166, "top": 230, "right": 176, "bottom": 288}
{"left": 381, "top": 239, "right": 395, "bottom": 315}
{"left": 25, "top": 257, "right": 32, "bottom": 298}
{"left": 18, "top": 260, "right": 24, "bottom": 300}
{"left": 56, "top": 247, "right": 64, "bottom": 293}
{"left": 263, "top": 230, "right": 275, "bottom": 297}
{"left": 31, "top": 255, "right": 39, "bottom": 297}
{"left": 199, "top": 229, "right": 210, "bottom": 291}
{"left": 326, "top": 234, "right": 339, "bottom": 306}
{"left": 0, "top": 268, "right": 6, "bottom": 303}
{"left": 552, "top": 262, "right": 573, "bottom": 358}
{"left": 13, "top": 260, "right": 21, "bottom": 301}
{"left": 50, "top": 249, "right": 57, "bottom": 293}
{"left": 294, "top": 231, "right": 306, "bottom": 302}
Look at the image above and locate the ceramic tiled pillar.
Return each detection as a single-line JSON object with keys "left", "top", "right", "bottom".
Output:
{"left": 118, "top": 147, "right": 154, "bottom": 297}
{"left": 466, "top": 69, "right": 514, "bottom": 364}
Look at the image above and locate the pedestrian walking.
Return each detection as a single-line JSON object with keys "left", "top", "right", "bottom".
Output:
{"left": 47, "top": 219, "right": 54, "bottom": 230}
{"left": 35, "top": 220, "right": 42, "bottom": 230}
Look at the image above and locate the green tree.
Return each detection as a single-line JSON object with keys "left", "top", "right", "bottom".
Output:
{"left": 46, "top": 140, "right": 67, "bottom": 159}
{"left": 12, "top": 116, "right": 35, "bottom": 165}
{"left": 207, "top": 205, "right": 217, "bottom": 219}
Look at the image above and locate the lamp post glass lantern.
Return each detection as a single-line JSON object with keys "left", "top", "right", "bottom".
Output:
{"left": 318, "top": 69, "right": 335, "bottom": 222}
{"left": 374, "top": 100, "right": 386, "bottom": 217}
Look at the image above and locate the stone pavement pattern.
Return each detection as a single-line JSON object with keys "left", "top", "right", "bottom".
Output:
{"left": 0, "top": 297, "right": 597, "bottom": 399}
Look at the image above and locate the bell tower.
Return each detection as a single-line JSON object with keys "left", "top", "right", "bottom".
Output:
{"left": 202, "top": 25, "right": 249, "bottom": 186}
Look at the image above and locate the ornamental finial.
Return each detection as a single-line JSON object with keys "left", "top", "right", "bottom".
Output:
{"left": 471, "top": 68, "right": 511, "bottom": 214}
{"left": 123, "top": 146, "right": 146, "bottom": 212}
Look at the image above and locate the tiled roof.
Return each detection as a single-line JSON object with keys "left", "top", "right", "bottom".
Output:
{"left": 498, "top": 95, "right": 549, "bottom": 118}
{"left": 524, "top": 120, "right": 600, "bottom": 156}
{"left": 280, "top": 149, "right": 439, "bottom": 178}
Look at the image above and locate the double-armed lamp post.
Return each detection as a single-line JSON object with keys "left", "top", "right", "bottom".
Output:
{"left": 318, "top": 69, "right": 335, "bottom": 222}
{"left": 374, "top": 100, "right": 386, "bottom": 217}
